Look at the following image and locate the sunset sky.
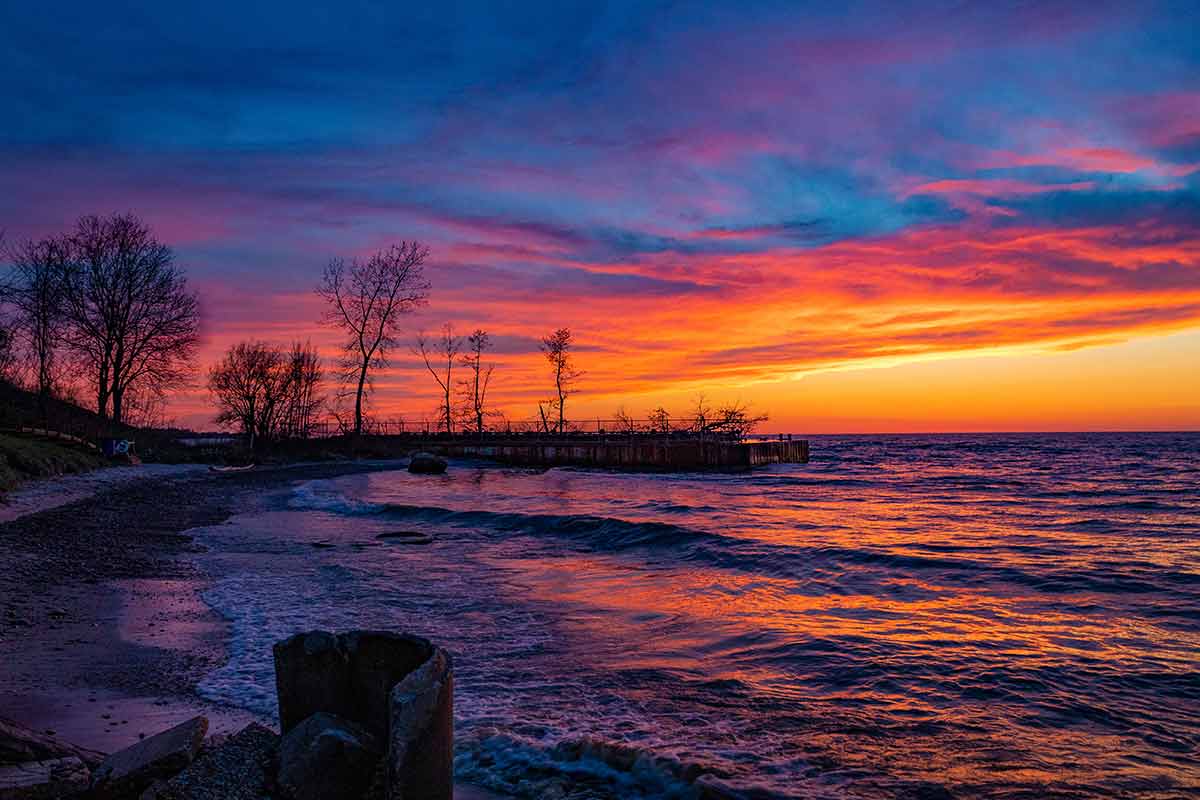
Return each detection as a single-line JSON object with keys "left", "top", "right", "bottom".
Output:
{"left": 2, "top": 1, "right": 1198, "bottom": 432}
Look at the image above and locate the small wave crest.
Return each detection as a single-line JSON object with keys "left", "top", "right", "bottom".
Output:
{"left": 288, "top": 480, "right": 385, "bottom": 516}
{"left": 456, "top": 731, "right": 757, "bottom": 800}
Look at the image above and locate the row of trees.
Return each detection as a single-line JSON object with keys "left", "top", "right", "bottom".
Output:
{"left": 207, "top": 239, "right": 587, "bottom": 445}
{"left": 412, "top": 324, "right": 582, "bottom": 436}
{"left": 207, "top": 341, "right": 323, "bottom": 448}
{"left": 612, "top": 395, "right": 767, "bottom": 438}
{"left": 0, "top": 215, "right": 201, "bottom": 427}
{"left": 3, "top": 219, "right": 755, "bottom": 443}
{"left": 310, "top": 241, "right": 582, "bottom": 437}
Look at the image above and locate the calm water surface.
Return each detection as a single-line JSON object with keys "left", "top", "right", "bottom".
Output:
{"left": 191, "top": 433, "right": 1200, "bottom": 799}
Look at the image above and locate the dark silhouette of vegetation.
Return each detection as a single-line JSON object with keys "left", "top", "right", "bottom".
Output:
{"left": 0, "top": 215, "right": 200, "bottom": 428}
{"left": 317, "top": 242, "right": 430, "bottom": 438}
{"left": 282, "top": 341, "right": 324, "bottom": 438}
{"left": 0, "top": 325, "right": 13, "bottom": 383}
{"left": 60, "top": 214, "right": 201, "bottom": 426}
{"left": 689, "top": 394, "right": 766, "bottom": 438}
{"left": 613, "top": 405, "right": 637, "bottom": 434}
{"left": 458, "top": 328, "right": 495, "bottom": 436}
{"left": 5, "top": 236, "right": 70, "bottom": 415}
{"left": 605, "top": 398, "right": 765, "bottom": 439}
{"left": 413, "top": 323, "right": 461, "bottom": 434}
{"left": 2, "top": 214, "right": 773, "bottom": 447}
{"left": 207, "top": 340, "right": 325, "bottom": 449}
{"left": 540, "top": 327, "right": 582, "bottom": 434}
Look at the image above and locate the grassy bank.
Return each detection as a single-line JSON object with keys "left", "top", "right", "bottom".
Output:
{"left": 0, "top": 433, "right": 108, "bottom": 491}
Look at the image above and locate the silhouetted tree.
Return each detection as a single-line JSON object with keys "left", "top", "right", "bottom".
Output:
{"left": 686, "top": 395, "right": 766, "bottom": 439}
{"left": 0, "top": 236, "right": 16, "bottom": 383}
{"left": 414, "top": 323, "right": 462, "bottom": 434}
{"left": 5, "top": 236, "right": 70, "bottom": 415}
{"left": 689, "top": 393, "right": 712, "bottom": 433}
{"left": 61, "top": 214, "right": 201, "bottom": 425}
{"left": 317, "top": 242, "right": 430, "bottom": 437}
{"left": 0, "top": 325, "right": 15, "bottom": 384}
{"left": 711, "top": 400, "right": 768, "bottom": 438}
{"left": 457, "top": 328, "right": 494, "bottom": 436}
{"left": 540, "top": 327, "right": 582, "bottom": 434}
{"left": 119, "top": 384, "right": 173, "bottom": 430}
{"left": 279, "top": 341, "right": 324, "bottom": 438}
{"left": 208, "top": 340, "right": 323, "bottom": 448}
{"left": 649, "top": 406, "right": 670, "bottom": 434}
{"left": 209, "top": 341, "right": 285, "bottom": 450}
{"left": 613, "top": 405, "right": 637, "bottom": 434}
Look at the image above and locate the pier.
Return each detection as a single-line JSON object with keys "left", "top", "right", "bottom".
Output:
{"left": 395, "top": 435, "right": 809, "bottom": 471}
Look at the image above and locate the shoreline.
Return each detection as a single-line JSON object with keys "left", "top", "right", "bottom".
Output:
{"left": 0, "top": 463, "right": 211, "bottom": 526}
{"left": 0, "top": 461, "right": 401, "bottom": 754}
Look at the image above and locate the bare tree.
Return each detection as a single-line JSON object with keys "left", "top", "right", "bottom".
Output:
{"left": 0, "top": 324, "right": 14, "bottom": 383}
{"left": 208, "top": 340, "right": 322, "bottom": 448}
{"left": 414, "top": 323, "right": 462, "bottom": 434}
{"left": 317, "top": 242, "right": 430, "bottom": 437}
{"left": 279, "top": 341, "right": 324, "bottom": 438}
{"left": 5, "top": 236, "right": 70, "bottom": 414}
{"left": 540, "top": 327, "right": 582, "bottom": 434}
{"left": 457, "top": 328, "right": 494, "bottom": 436}
{"left": 689, "top": 392, "right": 712, "bottom": 433}
{"left": 686, "top": 395, "right": 766, "bottom": 439}
{"left": 0, "top": 233, "right": 15, "bottom": 382}
{"left": 60, "top": 214, "right": 201, "bottom": 426}
{"left": 649, "top": 406, "right": 671, "bottom": 434}
{"left": 613, "top": 405, "right": 638, "bottom": 434}
{"left": 119, "top": 384, "right": 173, "bottom": 430}
{"left": 208, "top": 341, "right": 285, "bottom": 450}
{"left": 711, "top": 400, "right": 768, "bottom": 438}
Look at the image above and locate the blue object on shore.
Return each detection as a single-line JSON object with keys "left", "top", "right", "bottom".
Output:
{"left": 100, "top": 438, "right": 133, "bottom": 458}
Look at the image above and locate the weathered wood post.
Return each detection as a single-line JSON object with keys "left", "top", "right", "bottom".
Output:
{"left": 273, "top": 630, "right": 454, "bottom": 800}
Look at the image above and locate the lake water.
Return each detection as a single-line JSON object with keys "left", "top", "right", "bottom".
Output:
{"left": 190, "top": 433, "right": 1200, "bottom": 799}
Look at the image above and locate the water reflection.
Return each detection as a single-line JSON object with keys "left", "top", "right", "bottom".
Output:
{"left": 196, "top": 433, "right": 1199, "bottom": 798}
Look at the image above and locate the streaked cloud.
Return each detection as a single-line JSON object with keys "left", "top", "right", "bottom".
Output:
{"left": 0, "top": 0, "right": 1197, "bottom": 429}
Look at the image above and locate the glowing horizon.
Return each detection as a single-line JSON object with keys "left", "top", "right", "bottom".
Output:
{"left": 2, "top": 2, "right": 1197, "bottom": 432}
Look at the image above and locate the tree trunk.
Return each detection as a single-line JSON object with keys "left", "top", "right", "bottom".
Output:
{"left": 354, "top": 359, "right": 369, "bottom": 438}
{"left": 110, "top": 357, "right": 124, "bottom": 426}
{"left": 97, "top": 385, "right": 110, "bottom": 422}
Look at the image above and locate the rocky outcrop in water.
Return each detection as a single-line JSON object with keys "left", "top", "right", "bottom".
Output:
{"left": 407, "top": 453, "right": 447, "bottom": 475}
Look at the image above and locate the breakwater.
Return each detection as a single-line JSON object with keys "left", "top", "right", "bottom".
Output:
{"left": 407, "top": 436, "right": 809, "bottom": 470}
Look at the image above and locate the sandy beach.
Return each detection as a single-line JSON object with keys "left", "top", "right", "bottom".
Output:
{"left": 0, "top": 462, "right": 398, "bottom": 754}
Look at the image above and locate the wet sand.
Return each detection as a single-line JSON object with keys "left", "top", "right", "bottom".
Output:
{"left": 0, "top": 576, "right": 260, "bottom": 753}
{"left": 0, "top": 463, "right": 210, "bottom": 525}
{"left": 0, "top": 460, "right": 508, "bottom": 797}
{"left": 1, "top": 464, "right": 378, "bottom": 741}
